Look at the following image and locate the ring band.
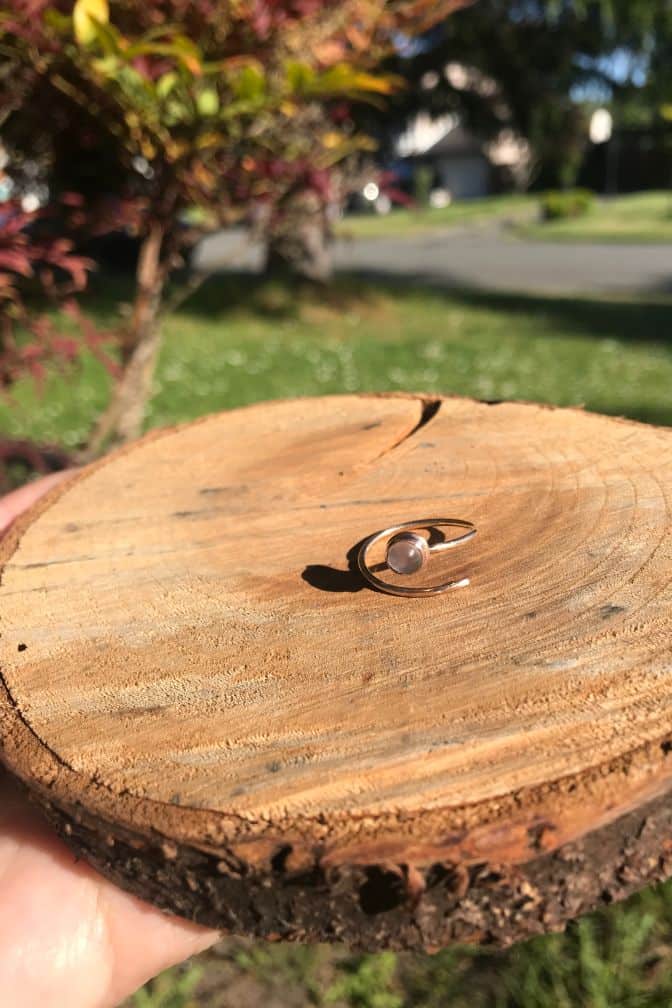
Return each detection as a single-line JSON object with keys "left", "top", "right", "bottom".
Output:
{"left": 357, "top": 518, "right": 476, "bottom": 597}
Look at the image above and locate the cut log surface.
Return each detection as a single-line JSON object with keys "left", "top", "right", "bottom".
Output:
{"left": 3, "top": 393, "right": 672, "bottom": 948}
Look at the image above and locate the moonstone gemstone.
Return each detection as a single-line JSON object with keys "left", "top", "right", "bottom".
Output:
{"left": 387, "top": 537, "right": 425, "bottom": 575}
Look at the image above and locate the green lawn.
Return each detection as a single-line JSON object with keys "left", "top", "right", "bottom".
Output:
{"left": 5, "top": 273, "right": 672, "bottom": 450}
{"left": 131, "top": 898, "right": 672, "bottom": 1008}
{"left": 7, "top": 273, "right": 672, "bottom": 1007}
{"left": 337, "top": 191, "right": 672, "bottom": 244}
{"left": 519, "top": 191, "right": 672, "bottom": 244}
{"left": 336, "top": 194, "right": 535, "bottom": 239}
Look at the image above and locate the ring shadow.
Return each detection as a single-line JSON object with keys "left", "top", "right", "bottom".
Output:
{"left": 302, "top": 538, "right": 368, "bottom": 593}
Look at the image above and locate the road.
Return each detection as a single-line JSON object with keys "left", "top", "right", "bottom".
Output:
{"left": 194, "top": 226, "right": 672, "bottom": 296}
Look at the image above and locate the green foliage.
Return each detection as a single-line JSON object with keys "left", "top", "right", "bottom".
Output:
{"left": 540, "top": 189, "right": 594, "bottom": 222}
{"left": 412, "top": 164, "right": 434, "bottom": 208}
{"left": 233, "top": 942, "right": 328, "bottom": 1004}
{"left": 487, "top": 911, "right": 662, "bottom": 1008}
{"left": 131, "top": 963, "right": 202, "bottom": 1008}
{"left": 339, "top": 194, "right": 536, "bottom": 238}
{"left": 396, "top": 887, "right": 672, "bottom": 1008}
{"left": 326, "top": 952, "right": 402, "bottom": 1008}
{"left": 516, "top": 191, "right": 672, "bottom": 243}
{"left": 2, "top": 0, "right": 433, "bottom": 326}
{"left": 383, "top": 0, "right": 672, "bottom": 191}
{"left": 397, "top": 946, "right": 485, "bottom": 1007}
{"left": 122, "top": 878, "right": 672, "bottom": 1008}
{"left": 1, "top": 1, "right": 438, "bottom": 236}
{"left": 0, "top": 0, "right": 478, "bottom": 452}
{"left": 6, "top": 264, "right": 672, "bottom": 449}
{"left": 57, "top": 13, "right": 380, "bottom": 181}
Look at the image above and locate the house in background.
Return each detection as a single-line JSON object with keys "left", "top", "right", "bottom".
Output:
{"left": 393, "top": 59, "right": 532, "bottom": 200}
{"left": 418, "top": 121, "right": 492, "bottom": 199}
{"left": 395, "top": 111, "right": 531, "bottom": 201}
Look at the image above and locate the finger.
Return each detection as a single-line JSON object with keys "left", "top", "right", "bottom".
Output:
{"left": 0, "top": 470, "right": 74, "bottom": 535}
{"left": 0, "top": 770, "right": 218, "bottom": 1008}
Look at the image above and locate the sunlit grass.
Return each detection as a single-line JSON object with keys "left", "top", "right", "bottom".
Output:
{"left": 122, "top": 882, "right": 672, "bottom": 1007}
{"left": 4, "top": 274, "right": 672, "bottom": 452}
{"left": 518, "top": 190, "right": 672, "bottom": 244}
{"left": 337, "top": 191, "right": 672, "bottom": 244}
{"left": 336, "top": 194, "right": 535, "bottom": 239}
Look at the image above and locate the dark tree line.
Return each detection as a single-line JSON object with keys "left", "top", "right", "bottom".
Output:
{"left": 376, "top": 0, "right": 672, "bottom": 189}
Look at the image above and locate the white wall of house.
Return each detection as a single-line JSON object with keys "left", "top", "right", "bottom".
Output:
{"left": 436, "top": 156, "right": 491, "bottom": 199}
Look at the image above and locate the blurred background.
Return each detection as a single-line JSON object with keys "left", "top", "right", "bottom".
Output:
{"left": 3, "top": 0, "right": 672, "bottom": 1004}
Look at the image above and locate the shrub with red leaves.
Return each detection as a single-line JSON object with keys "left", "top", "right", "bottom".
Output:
{"left": 1, "top": 0, "right": 471, "bottom": 457}
{"left": 0, "top": 203, "right": 116, "bottom": 390}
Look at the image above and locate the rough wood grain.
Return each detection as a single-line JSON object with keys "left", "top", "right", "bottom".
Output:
{"left": 2, "top": 393, "right": 672, "bottom": 948}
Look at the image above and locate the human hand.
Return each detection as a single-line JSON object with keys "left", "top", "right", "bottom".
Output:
{"left": 0, "top": 474, "right": 218, "bottom": 1008}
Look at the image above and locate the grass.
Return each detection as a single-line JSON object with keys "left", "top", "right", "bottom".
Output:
{"left": 337, "top": 191, "right": 672, "bottom": 244}
{"left": 5, "top": 272, "right": 672, "bottom": 450}
{"left": 7, "top": 271, "right": 672, "bottom": 1006}
{"left": 130, "top": 890, "right": 672, "bottom": 1008}
{"left": 511, "top": 190, "right": 672, "bottom": 244}
{"left": 336, "top": 194, "right": 535, "bottom": 239}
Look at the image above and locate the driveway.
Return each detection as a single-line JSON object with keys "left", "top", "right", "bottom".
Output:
{"left": 193, "top": 227, "right": 672, "bottom": 296}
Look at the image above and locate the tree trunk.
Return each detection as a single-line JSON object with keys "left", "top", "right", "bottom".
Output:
{"left": 6, "top": 394, "right": 672, "bottom": 948}
{"left": 264, "top": 200, "right": 333, "bottom": 284}
{"left": 83, "top": 222, "right": 166, "bottom": 459}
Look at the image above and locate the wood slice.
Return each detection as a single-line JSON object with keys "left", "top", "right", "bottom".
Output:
{"left": 2, "top": 393, "right": 672, "bottom": 949}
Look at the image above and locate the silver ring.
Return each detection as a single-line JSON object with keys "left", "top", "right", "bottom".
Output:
{"left": 357, "top": 519, "right": 476, "bottom": 597}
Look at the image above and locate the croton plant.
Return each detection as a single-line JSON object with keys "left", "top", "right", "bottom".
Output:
{"left": 0, "top": 0, "right": 471, "bottom": 457}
